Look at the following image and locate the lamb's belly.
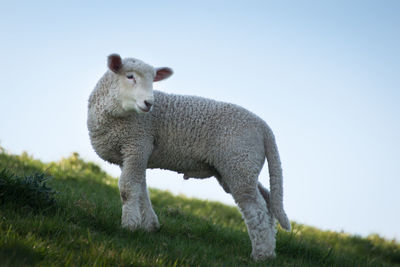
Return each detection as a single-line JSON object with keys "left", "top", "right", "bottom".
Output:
{"left": 147, "top": 149, "right": 216, "bottom": 179}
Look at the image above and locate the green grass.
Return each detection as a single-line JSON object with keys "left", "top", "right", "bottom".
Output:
{"left": 0, "top": 148, "right": 399, "bottom": 266}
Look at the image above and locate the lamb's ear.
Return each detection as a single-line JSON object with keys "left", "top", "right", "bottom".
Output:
{"left": 154, "top": 67, "right": 173, "bottom": 82}
{"left": 108, "top": 54, "right": 123, "bottom": 73}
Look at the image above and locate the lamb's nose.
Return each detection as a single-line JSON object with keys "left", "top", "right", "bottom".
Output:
{"left": 144, "top": 100, "right": 153, "bottom": 110}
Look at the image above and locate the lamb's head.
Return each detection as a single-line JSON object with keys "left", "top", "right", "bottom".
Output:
{"left": 107, "top": 54, "right": 173, "bottom": 113}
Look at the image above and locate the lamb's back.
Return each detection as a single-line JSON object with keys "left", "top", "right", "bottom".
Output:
{"left": 148, "top": 91, "right": 266, "bottom": 173}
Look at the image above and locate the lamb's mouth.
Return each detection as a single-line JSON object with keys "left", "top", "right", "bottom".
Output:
{"left": 139, "top": 106, "right": 151, "bottom": 113}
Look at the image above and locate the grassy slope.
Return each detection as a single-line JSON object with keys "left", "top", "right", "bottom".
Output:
{"left": 0, "top": 149, "right": 399, "bottom": 266}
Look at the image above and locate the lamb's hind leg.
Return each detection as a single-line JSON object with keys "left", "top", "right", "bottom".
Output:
{"left": 231, "top": 183, "right": 276, "bottom": 260}
{"left": 215, "top": 166, "right": 275, "bottom": 261}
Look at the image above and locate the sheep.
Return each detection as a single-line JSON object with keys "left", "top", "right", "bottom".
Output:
{"left": 87, "top": 54, "right": 291, "bottom": 261}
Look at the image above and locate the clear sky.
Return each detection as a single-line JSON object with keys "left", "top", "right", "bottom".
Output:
{"left": 1, "top": 1, "right": 399, "bottom": 240}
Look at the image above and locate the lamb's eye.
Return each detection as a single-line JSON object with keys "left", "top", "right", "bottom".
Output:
{"left": 126, "top": 75, "right": 134, "bottom": 79}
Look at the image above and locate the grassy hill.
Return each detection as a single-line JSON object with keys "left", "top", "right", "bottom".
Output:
{"left": 0, "top": 147, "right": 399, "bottom": 266}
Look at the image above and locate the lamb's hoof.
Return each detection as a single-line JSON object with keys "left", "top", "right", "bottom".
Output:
{"left": 121, "top": 221, "right": 140, "bottom": 231}
{"left": 143, "top": 221, "right": 160, "bottom": 232}
{"left": 251, "top": 250, "right": 276, "bottom": 261}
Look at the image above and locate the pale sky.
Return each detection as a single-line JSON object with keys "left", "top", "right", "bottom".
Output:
{"left": 1, "top": 1, "right": 399, "bottom": 240}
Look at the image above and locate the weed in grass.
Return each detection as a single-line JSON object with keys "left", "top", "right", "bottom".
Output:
{"left": 0, "top": 169, "right": 57, "bottom": 212}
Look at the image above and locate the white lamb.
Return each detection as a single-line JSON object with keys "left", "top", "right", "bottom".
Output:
{"left": 87, "top": 54, "right": 291, "bottom": 260}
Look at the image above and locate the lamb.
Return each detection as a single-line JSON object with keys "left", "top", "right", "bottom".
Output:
{"left": 87, "top": 54, "right": 291, "bottom": 261}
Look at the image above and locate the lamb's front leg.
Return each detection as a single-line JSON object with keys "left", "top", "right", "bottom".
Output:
{"left": 119, "top": 157, "right": 159, "bottom": 232}
{"left": 138, "top": 180, "right": 160, "bottom": 231}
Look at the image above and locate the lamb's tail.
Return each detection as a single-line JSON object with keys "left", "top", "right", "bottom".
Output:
{"left": 262, "top": 124, "right": 291, "bottom": 231}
